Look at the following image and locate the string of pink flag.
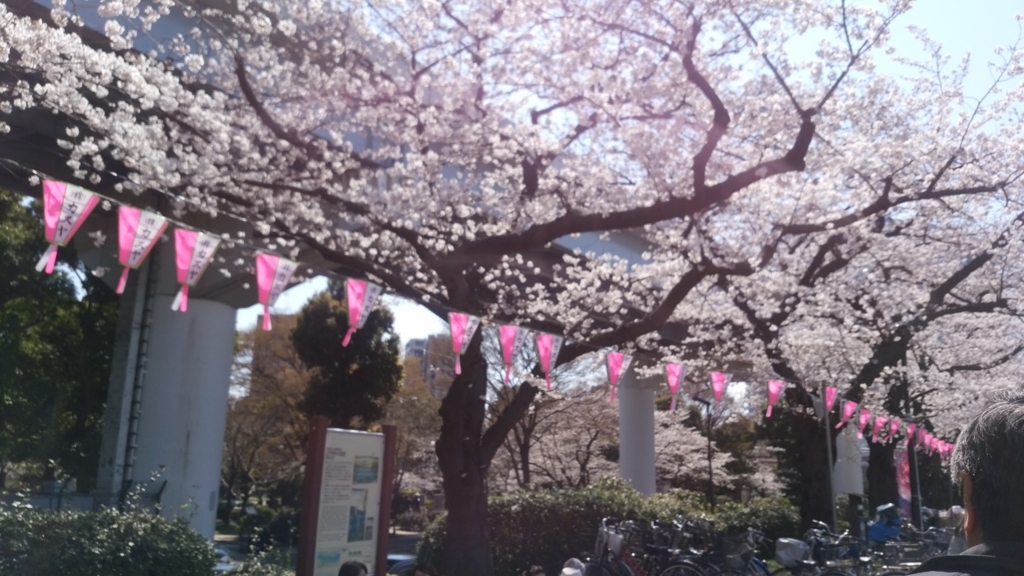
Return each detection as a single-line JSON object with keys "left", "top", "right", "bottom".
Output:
{"left": 32, "top": 178, "right": 957, "bottom": 458}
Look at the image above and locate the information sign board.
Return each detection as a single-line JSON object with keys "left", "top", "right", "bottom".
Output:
{"left": 298, "top": 418, "right": 397, "bottom": 576}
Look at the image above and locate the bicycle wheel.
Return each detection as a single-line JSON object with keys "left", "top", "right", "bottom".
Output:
{"left": 745, "top": 559, "right": 772, "bottom": 576}
{"left": 659, "top": 560, "right": 711, "bottom": 576}
{"left": 586, "top": 561, "right": 630, "bottom": 576}
{"left": 717, "top": 569, "right": 769, "bottom": 576}
{"left": 589, "top": 557, "right": 634, "bottom": 573}
{"left": 770, "top": 565, "right": 851, "bottom": 569}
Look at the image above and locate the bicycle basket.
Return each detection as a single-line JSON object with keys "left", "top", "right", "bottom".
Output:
{"left": 595, "top": 525, "right": 624, "bottom": 558}
{"left": 719, "top": 532, "right": 755, "bottom": 571}
{"left": 775, "top": 537, "right": 810, "bottom": 568}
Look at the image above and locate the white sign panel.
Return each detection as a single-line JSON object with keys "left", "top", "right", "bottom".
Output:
{"left": 833, "top": 425, "right": 866, "bottom": 496}
{"left": 313, "top": 429, "right": 385, "bottom": 576}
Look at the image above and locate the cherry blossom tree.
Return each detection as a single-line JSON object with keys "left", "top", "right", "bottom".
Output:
{"left": 4, "top": 0, "right": 1024, "bottom": 572}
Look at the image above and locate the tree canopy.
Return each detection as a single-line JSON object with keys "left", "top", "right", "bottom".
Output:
{"left": 0, "top": 189, "right": 118, "bottom": 491}
{"left": 4, "top": 0, "right": 1024, "bottom": 571}
{"left": 291, "top": 284, "right": 403, "bottom": 429}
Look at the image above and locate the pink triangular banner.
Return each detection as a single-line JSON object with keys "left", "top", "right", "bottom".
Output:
{"left": 37, "top": 180, "right": 99, "bottom": 274}
{"left": 171, "top": 229, "right": 220, "bottom": 313}
{"left": 766, "top": 380, "right": 785, "bottom": 417}
{"left": 857, "top": 409, "right": 871, "bottom": 438}
{"left": 824, "top": 386, "right": 838, "bottom": 413}
{"left": 448, "top": 312, "right": 481, "bottom": 375}
{"left": 872, "top": 416, "right": 887, "bottom": 444}
{"left": 906, "top": 423, "right": 918, "bottom": 448}
{"left": 535, "top": 333, "right": 564, "bottom": 391}
{"left": 498, "top": 325, "right": 528, "bottom": 385}
{"left": 885, "top": 418, "right": 901, "bottom": 443}
{"left": 665, "top": 364, "right": 685, "bottom": 412}
{"left": 606, "top": 351, "right": 632, "bottom": 402}
{"left": 342, "top": 278, "right": 383, "bottom": 346}
{"left": 116, "top": 206, "right": 167, "bottom": 294}
{"left": 711, "top": 371, "right": 729, "bottom": 403}
{"left": 255, "top": 252, "right": 298, "bottom": 331}
{"left": 835, "top": 400, "right": 857, "bottom": 429}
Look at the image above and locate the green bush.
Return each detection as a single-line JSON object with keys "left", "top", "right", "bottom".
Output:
{"left": 231, "top": 549, "right": 295, "bottom": 576}
{"left": 649, "top": 488, "right": 710, "bottom": 517}
{"left": 715, "top": 496, "right": 801, "bottom": 553}
{"left": 419, "top": 481, "right": 800, "bottom": 576}
{"left": 0, "top": 503, "right": 215, "bottom": 576}
{"left": 238, "top": 505, "right": 299, "bottom": 550}
{"left": 420, "top": 479, "right": 700, "bottom": 576}
{"left": 395, "top": 510, "right": 440, "bottom": 532}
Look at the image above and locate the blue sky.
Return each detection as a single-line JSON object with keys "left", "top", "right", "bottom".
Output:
{"left": 236, "top": 0, "right": 1022, "bottom": 347}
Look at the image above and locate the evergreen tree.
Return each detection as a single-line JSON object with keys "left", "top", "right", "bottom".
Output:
{"left": 0, "top": 190, "right": 118, "bottom": 491}
{"left": 291, "top": 284, "right": 402, "bottom": 429}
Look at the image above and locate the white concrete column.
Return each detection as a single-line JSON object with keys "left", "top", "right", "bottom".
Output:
{"left": 617, "top": 367, "right": 657, "bottom": 495}
{"left": 128, "top": 295, "right": 236, "bottom": 538}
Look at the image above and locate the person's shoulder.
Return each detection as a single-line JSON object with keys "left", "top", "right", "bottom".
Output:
{"left": 910, "top": 553, "right": 1022, "bottom": 576}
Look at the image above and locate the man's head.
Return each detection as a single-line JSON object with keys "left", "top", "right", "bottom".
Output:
{"left": 950, "top": 394, "right": 1024, "bottom": 546}
{"left": 338, "top": 561, "right": 368, "bottom": 576}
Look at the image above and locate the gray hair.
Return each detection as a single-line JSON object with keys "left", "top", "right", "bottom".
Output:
{"left": 949, "top": 393, "right": 1024, "bottom": 542}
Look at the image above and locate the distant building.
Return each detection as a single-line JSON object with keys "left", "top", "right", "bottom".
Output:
{"left": 404, "top": 335, "right": 454, "bottom": 400}
{"left": 405, "top": 338, "right": 427, "bottom": 363}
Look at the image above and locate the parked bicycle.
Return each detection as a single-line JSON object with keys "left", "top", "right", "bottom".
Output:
{"left": 771, "top": 521, "right": 910, "bottom": 576}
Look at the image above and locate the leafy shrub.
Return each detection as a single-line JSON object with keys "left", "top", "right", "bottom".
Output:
{"left": 419, "top": 481, "right": 800, "bottom": 576}
{"left": 238, "top": 505, "right": 299, "bottom": 550}
{"left": 420, "top": 478, "right": 685, "bottom": 576}
{"left": 716, "top": 496, "right": 801, "bottom": 553}
{"left": 649, "top": 488, "right": 710, "bottom": 517}
{"left": 231, "top": 548, "right": 295, "bottom": 576}
{"left": 0, "top": 503, "right": 215, "bottom": 576}
{"left": 395, "top": 510, "right": 440, "bottom": 532}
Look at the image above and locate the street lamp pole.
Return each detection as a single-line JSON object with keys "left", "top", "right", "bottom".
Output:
{"left": 694, "top": 396, "right": 715, "bottom": 512}
{"left": 819, "top": 388, "right": 839, "bottom": 533}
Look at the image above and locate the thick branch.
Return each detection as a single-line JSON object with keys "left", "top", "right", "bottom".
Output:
{"left": 480, "top": 383, "right": 540, "bottom": 466}
{"left": 442, "top": 116, "right": 815, "bottom": 268}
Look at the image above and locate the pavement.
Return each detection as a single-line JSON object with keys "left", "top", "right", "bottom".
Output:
{"left": 387, "top": 530, "right": 423, "bottom": 555}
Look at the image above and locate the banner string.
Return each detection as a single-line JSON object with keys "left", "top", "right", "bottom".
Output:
{"left": 5, "top": 161, "right": 954, "bottom": 448}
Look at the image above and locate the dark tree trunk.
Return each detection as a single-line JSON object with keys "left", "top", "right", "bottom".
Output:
{"left": 435, "top": 330, "right": 539, "bottom": 575}
{"left": 867, "top": 441, "right": 898, "bottom": 514}
{"left": 441, "top": 465, "right": 492, "bottom": 575}
{"left": 518, "top": 429, "right": 532, "bottom": 487}
{"left": 792, "top": 414, "right": 836, "bottom": 532}
{"left": 437, "top": 335, "right": 495, "bottom": 575}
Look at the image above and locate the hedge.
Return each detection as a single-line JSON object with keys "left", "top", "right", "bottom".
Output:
{"left": 418, "top": 479, "right": 798, "bottom": 576}
{"left": 238, "top": 505, "right": 300, "bottom": 550}
{"left": 715, "top": 496, "right": 800, "bottom": 547}
{"left": 0, "top": 503, "right": 215, "bottom": 576}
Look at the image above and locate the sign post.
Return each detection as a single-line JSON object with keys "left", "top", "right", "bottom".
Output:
{"left": 375, "top": 425, "right": 398, "bottom": 576}
{"left": 298, "top": 418, "right": 398, "bottom": 576}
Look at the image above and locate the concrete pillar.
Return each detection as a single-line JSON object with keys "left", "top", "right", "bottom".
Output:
{"left": 128, "top": 294, "right": 235, "bottom": 538}
{"left": 617, "top": 366, "right": 657, "bottom": 495}
{"left": 93, "top": 240, "right": 236, "bottom": 539}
